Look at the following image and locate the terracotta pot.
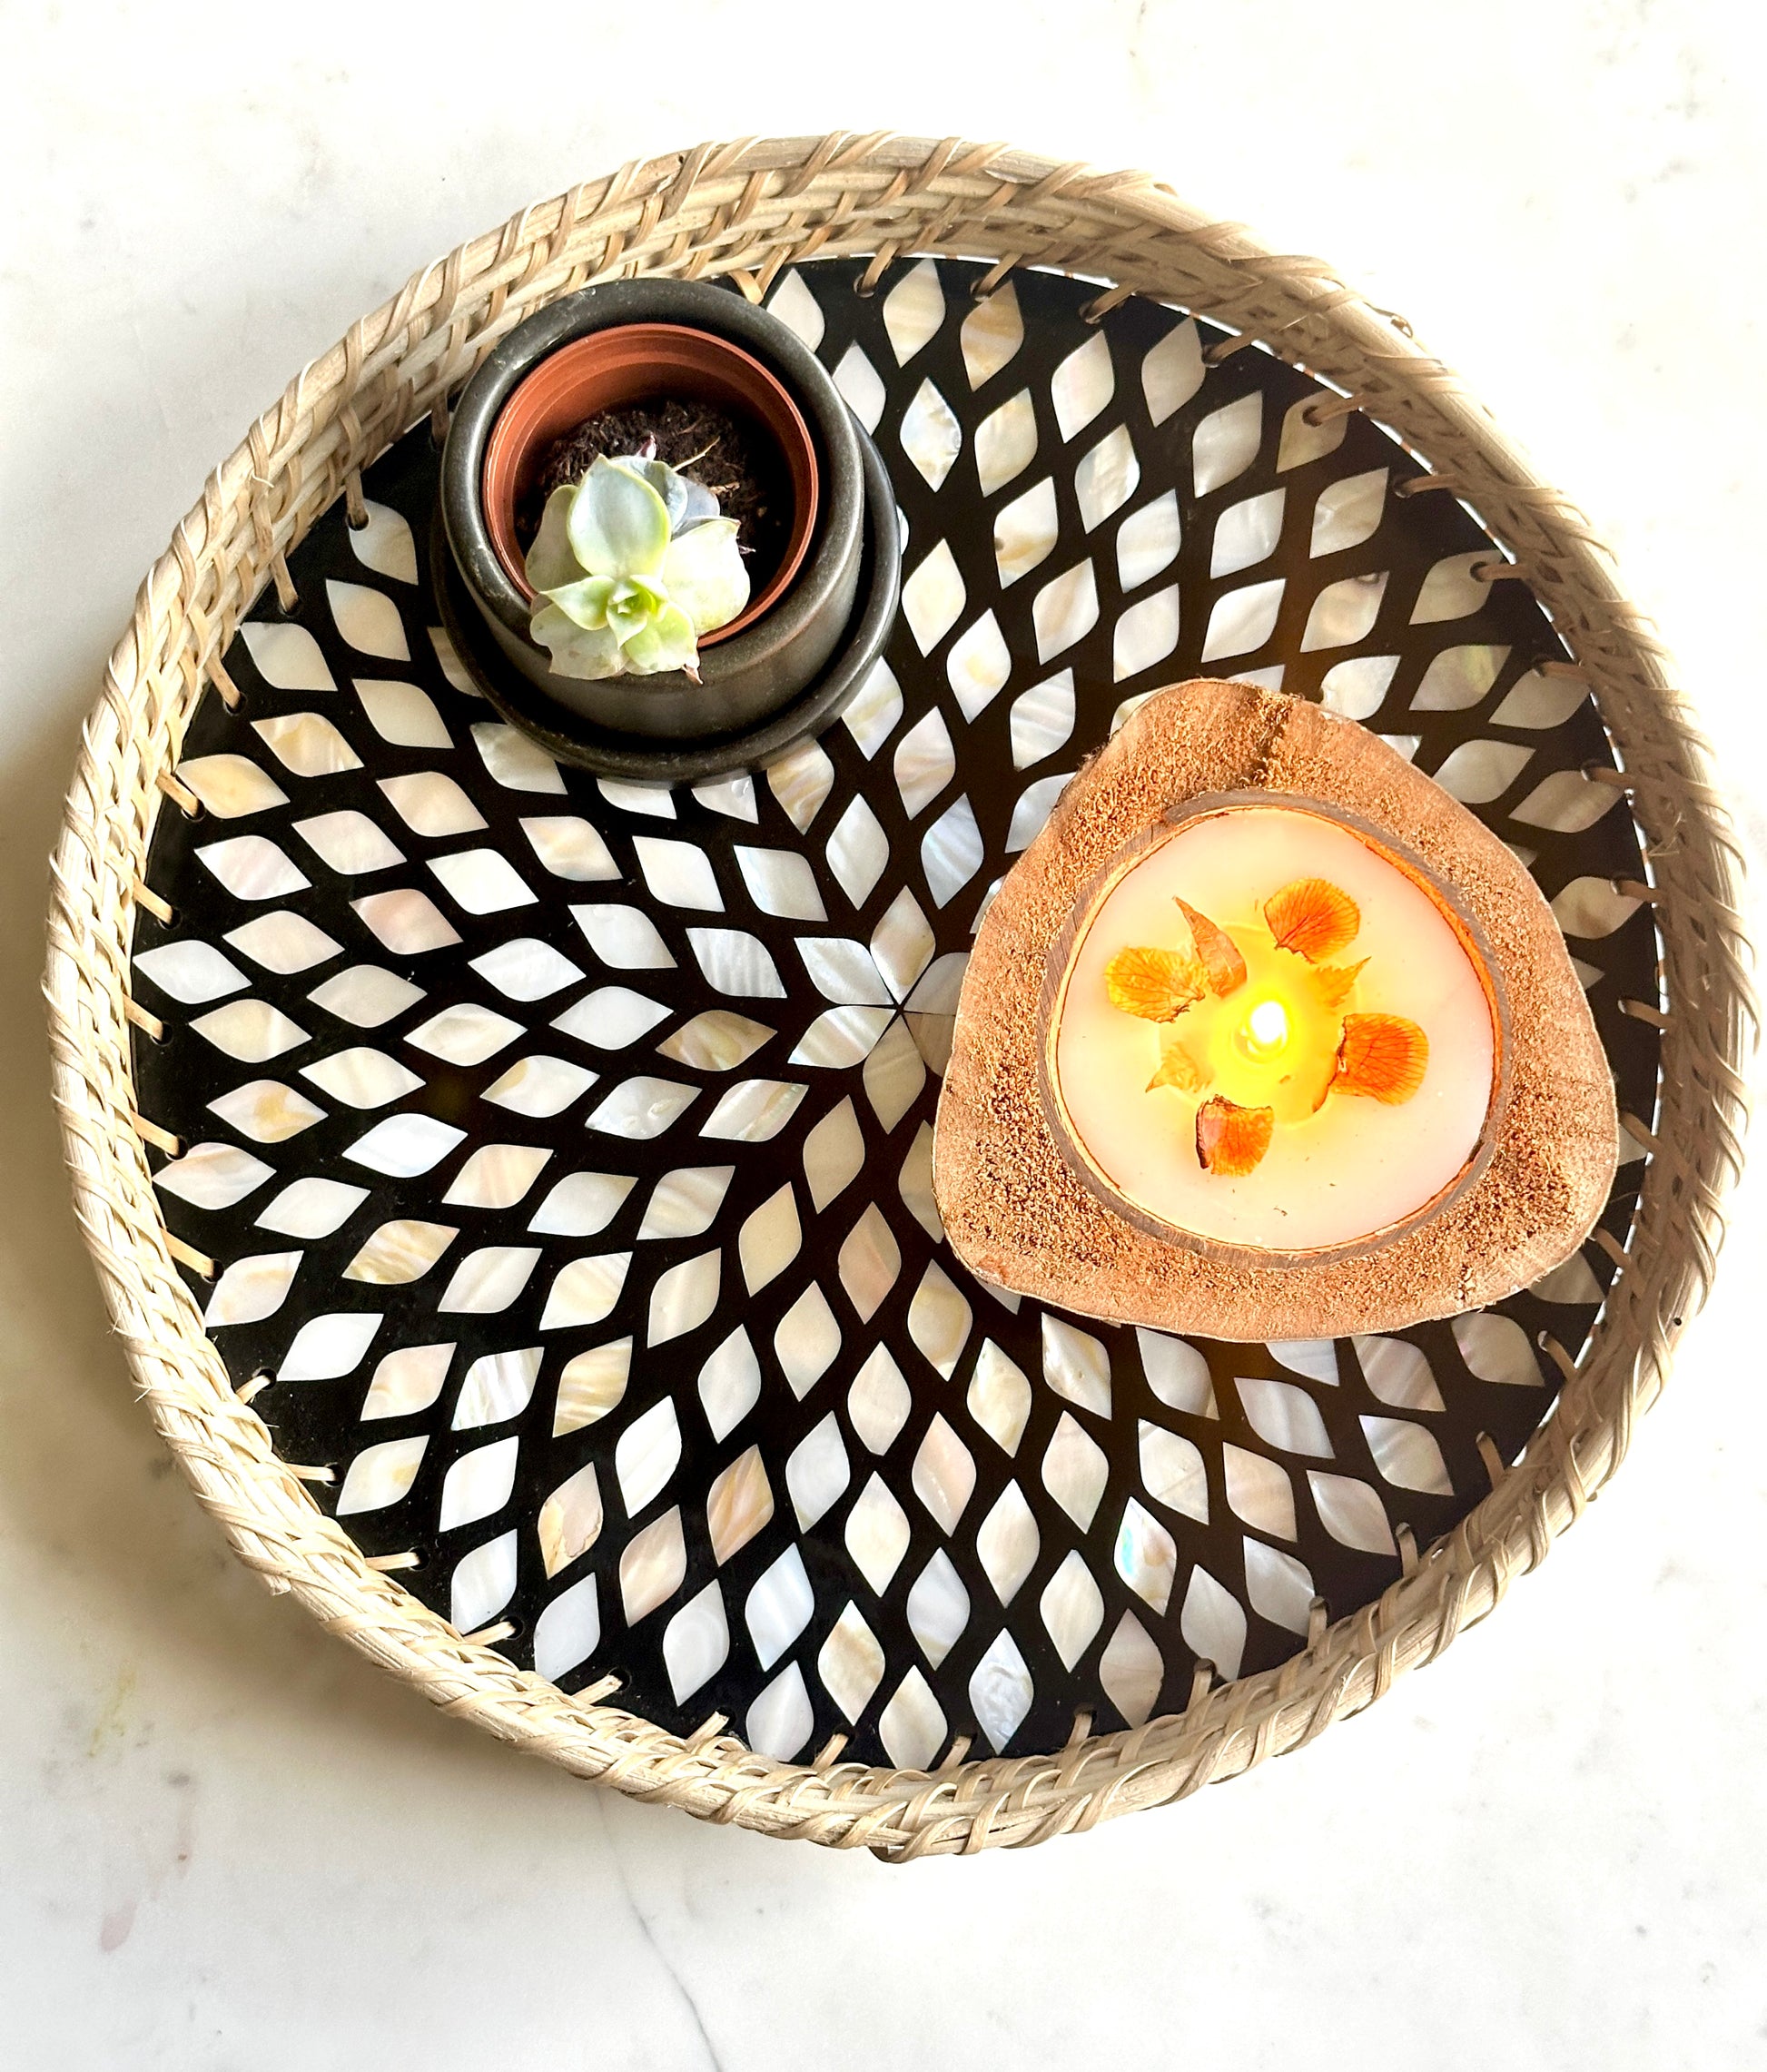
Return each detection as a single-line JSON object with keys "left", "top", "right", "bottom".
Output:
{"left": 439, "top": 279, "right": 898, "bottom": 773}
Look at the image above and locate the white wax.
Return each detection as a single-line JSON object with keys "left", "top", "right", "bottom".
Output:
{"left": 1051, "top": 806, "right": 1496, "bottom": 1252}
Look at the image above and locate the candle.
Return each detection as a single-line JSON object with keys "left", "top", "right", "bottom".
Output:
{"left": 1048, "top": 802, "right": 1497, "bottom": 1256}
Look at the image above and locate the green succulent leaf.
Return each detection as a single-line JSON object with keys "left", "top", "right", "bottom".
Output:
{"left": 524, "top": 484, "right": 583, "bottom": 595}
{"left": 529, "top": 602, "right": 627, "bottom": 680}
{"left": 662, "top": 517, "right": 750, "bottom": 636}
{"left": 617, "top": 600, "right": 701, "bottom": 676}
{"left": 540, "top": 573, "right": 616, "bottom": 632}
{"left": 567, "top": 457, "right": 670, "bottom": 578}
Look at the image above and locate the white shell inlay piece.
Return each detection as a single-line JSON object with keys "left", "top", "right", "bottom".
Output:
{"left": 906, "top": 1550, "right": 971, "bottom": 1668}
{"left": 347, "top": 498, "right": 419, "bottom": 584}
{"left": 739, "top": 1185, "right": 801, "bottom": 1293}
{"left": 153, "top": 1140, "right": 275, "bottom": 1210}
{"left": 431, "top": 1006, "right": 558, "bottom": 1093}
{"left": 735, "top": 844, "right": 826, "bottom": 922}
{"left": 278, "top": 1310, "right": 382, "bottom": 1382}
{"left": 360, "top": 1342, "right": 454, "bottom": 1420}
{"left": 1100, "top": 1612, "right": 1164, "bottom": 1727}
{"left": 967, "top": 1340, "right": 1032, "bottom": 1455}
{"left": 838, "top": 1205, "right": 902, "bottom": 1321}
{"left": 134, "top": 941, "right": 248, "bottom": 1004}
{"left": 993, "top": 477, "right": 1059, "bottom": 587}
{"left": 336, "top": 1436, "right": 427, "bottom": 1516}
{"left": 343, "top": 1219, "right": 457, "bottom": 1285}
{"left": 1354, "top": 1335, "right": 1446, "bottom": 1411}
{"left": 1433, "top": 739, "right": 1535, "bottom": 804}
{"left": 907, "top": 1261, "right": 972, "bottom": 1380}
{"left": 1180, "top": 1564, "right": 1247, "bottom": 1681}
{"left": 893, "top": 708, "right": 956, "bottom": 818}
{"left": 845, "top": 1474, "right": 913, "bottom": 1593}
{"left": 664, "top": 1582, "right": 729, "bottom": 1703}
{"left": 647, "top": 1249, "right": 722, "bottom": 1347}
{"left": 1075, "top": 424, "right": 1140, "bottom": 532}
{"left": 1311, "top": 468, "right": 1388, "bottom": 556}
{"left": 1010, "top": 670, "right": 1076, "bottom": 769}
{"left": 553, "top": 986, "right": 669, "bottom": 1051}
{"left": 825, "top": 796, "right": 890, "bottom": 907}
{"left": 1320, "top": 653, "right": 1399, "bottom": 720}
{"left": 587, "top": 1075, "right": 697, "bottom": 1140}
{"left": 635, "top": 835, "right": 723, "bottom": 912}
{"left": 175, "top": 754, "right": 289, "bottom": 819}
{"left": 1115, "top": 1498, "right": 1179, "bottom": 1613}
{"left": 327, "top": 578, "right": 408, "bottom": 659}
{"left": 1309, "top": 1469, "right": 1397, "bottom": 1554}
{"left": 882, "top": 258, "right": 945, "bottom": 363}
{"left": 1113, "top": 587, "right": 1181, "bottom": 681}
{"left": 1246, "top": 1540, "right": 1316, "bottom": 1633}
{"left": 240, "top": 621, "right": 336, "bottom": 692}
{"left": 686, "top": 928, "right": 785, "bottom": 999}
{"left": 1117, "top": 490, "right": 1181, "bottom": 590}
{"left": 1492, "top": 668, "right": 1587, "bottom": 730}
{"left": 1411, "top": 552, "right": 1488, "bottom": 624}
{"left": 528, "top": 1169, "right": 634, "bottom": 1238}
{"left": 1360, "top": 1414, "right": 1454, "bottom": 1494}
{"left": 437, "top": 1245, "right": 540, "bottom": 1315}
{"left": 572, "top": 903, "right": 675, "bottom": 971}
{"left": 307, "top": 964, "right": 423, "bottom": 1027}
{"left": 538, "top": 1252, "right": 631, "bottom": 1332}
{"left": 1142, "top": 319, "right": 1204, "bottom": 423}
{"left": 897, "top": 1122, "right": 943, "bottom": 1239}
{"left": 1193, "top": 392, "right": 1263, "bottom": 495}
{"left": 878, "top": 1668, "right": 946, "bottom": 1772}
{"left": 920, "top": 794, "right": 983, "bottom": 907}
{"left": 947, "top": 610, "right": 1012, "bottom": 721}
{"left": 976, "top": 1481, "right": 1040, "bottom": 1604}
{"left": 969, "top": 1630, "right": 1033, "bottom": 1751}
{"left": 204, "top": 1249, "right": 302, "bottom": 1327}
{"left": 257, "top": 1176, "right": 365, "bottom": 1239}
{"left": 863, "top": 1017, "right": 926, "bottom": 1130}
{"left": 844, "top": 659, "right": 902, "bottom": 758}
{"left": 430, "top": 1532, "right": 514, "bottom": 1634}
{"left": 1237, "top": 1375, "right": 1333, "bottom": 1457}
{"left": 225, "top": 912, "right": 341, "bottom": 974}
{"left": 619, "top": 1507, "right": 686, "bottom": 1624}
{"left": 350, "top": 888, "right": 460, "bottom": 954}
{"left": 912, "top": 1415, "right": 976, "bottom": 1533}
{"left": 452, "top": 1346, "right": 543, "bottom": 1429}
{"left": 356, "top": 679, "right": 451, "bottom": 750}
{"left": 428, "top": 848, "right": 535, "bottom": 914}
{"left": 1032, "top": 559, "right": 1100, "bottom": 662}
{"left": 766, "top": 269, "right": 824, "bottom": 351}
{"left": 1212, "top": 488, "right": 1286, "bottom": 577}
{"left": 377, "top": 771, "right": 486, "bottom": 838}
{"left": 520, "top": 815, "right": 618, "bottom": 881}
{"left": 746, "top": 1544, "right": 814, "bottom": 1671}
{"left": 746, "top": 1663, "right": 814, "bottom": 1761}
{"left": 832, "top": 343, "right": 886, "bottom": 432}
{"left": 974, "top": 388, "right": 1039, "bottom": 495}
{"left": 638, "top": 1166, "right": 734, "bottom": 1240}
{"left": 1140, "top": 1420, "right": 1209, "bottom": 1523}
{"left": 1300, "top": 570, "right": 1388, "bottom": 651}
{"left": 443, "top": 1143, "right": 552, "bottom": 1210}
{"left": 870, "top": 889, "right": 934, "bottom": 1003}
{"left": 533, "top": 1574, "right": 601, "bottom": 1682}
{"left": 1410, "top": 643, "right": 1510, "bottom": 714}
{"left": 1042, "top": 1316, "right": 1111, "bottom": 1416}
{"left": 699, "top": 1079, "right": 805, "bottom": 1142}
{"left": 301, "top": 1046, "right": 422, "bottom": 1108}
{"left": 209, "top": 1078, "right": 325, "bottom": 1143}
{"left": 900, "top": 539, "right": 966, "bottom": 654}
{"left": 191, "top": 999, "right": 309, "bottom": 1063}
{"left": 343, "top": 1112, "right": 465, "bottom": 1176}
{"left": 616, "top": 1398, "right": 683, "bottom": 1515}
{"left": 482, "top": 1055, "right": 597, "bottom": 1118}
{"left": 699, "top": 1327, "right": 763, "bottom": 1443}
{"left": 1041, "top": 1412, "right": 1109, "bottom": 1529}
{"left": 196, "top": 835, "right": 310, "bottom": 902}
{"left": 818, "top": 1603, "right": 886, "bottom": 1722}
{"left": 1201, "top": 576, "right": 1287, "bottom": 661}
{"left": 1224, "top": 1444, "right": 1297, "bottom": 1538}
{"left": 293, "top": 809, "right": 404, "bottom": 875}
{"left": 775, "top": 1281, "right": 843, "bottom": 1398}
{"left": 1453, "top": 1311, "right": 1541, "bottom": 1387}
{"left": 538, "top": 1462, "right": 603, "bottom": 1577}
{"left": 1276, "top": 391, "right": 1349, "bottom": 471}
{"left": 900, "top": 380, "right": 962, "bottom": 490}
{"left": 470, "top": 936, "right": 582, "bottom": 1001}
{"left": 1041, "top": 1549, "right": 1105, "bottom": 1669}
{"left": 473, "top": 723, "right": 566, "bottom": 794}
{"left": 1511, "top": 769, "right": 1621, "bottom": 834}
{"left": 554, "top": 1337, "right": 632, "bottom": 1434}
{"left": 656, "top": 1010, "right": 774, "bottom": 1073}
{"left": 1051, "top": 331, "right": 1114, "bottom": 441}
{"left": 766, "top": 742, "right": 834, "bottom": 833}
{"left": 786, "top": 1412, "right": 850, "bottom": 1528}
{"left": 847, "top": 1343, "right": 912, "bottom": 1455}
{"left": 706, "top": 1445, "right": 774, "bottom": 1564}
{"left": 960, "top": 280, "right": 1023, "bottom": 388}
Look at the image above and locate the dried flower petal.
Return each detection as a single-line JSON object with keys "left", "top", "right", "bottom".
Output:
{"left": 1310, "top": 958, "right": 1367, "bottom": 1013}
{"left": 1105, "top": 946, "right": 1207, "bottom": 1022}
{"left": 1264, "top": 878, "right": 1360, "bottom": 962}
{"left": 1147, "top": 1030, "right": 1211, "bottom": 1094}
{"left": 1336, "top": 1014, "right": 1428, "bottom": 1103}
{"left": 1195, "top": 1097, "right": 1275, "bottom": 1175}
{"left": 1173, "top": 897, "right": 1248, "bottom": 997}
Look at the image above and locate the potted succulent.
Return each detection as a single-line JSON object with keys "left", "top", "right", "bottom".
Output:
{"left": 436, "top": 280, "right": 899, "bottom": 779}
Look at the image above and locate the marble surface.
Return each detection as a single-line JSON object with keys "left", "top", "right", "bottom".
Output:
{"left": 4, "top": 5, "right": 1764, "bottom": 2064}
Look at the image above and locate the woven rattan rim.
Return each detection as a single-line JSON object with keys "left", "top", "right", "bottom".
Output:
{"left": 44, "top": 134, "right": 1753, "bottom": 1860}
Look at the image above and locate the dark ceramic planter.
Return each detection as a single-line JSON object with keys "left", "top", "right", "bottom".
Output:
{"left": 438, "top": 279, "right": 899, "bottom": 779}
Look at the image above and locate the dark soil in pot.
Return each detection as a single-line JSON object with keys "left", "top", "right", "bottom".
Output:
{"left": 519, "top": 399, "right": 792, "bottom": 599}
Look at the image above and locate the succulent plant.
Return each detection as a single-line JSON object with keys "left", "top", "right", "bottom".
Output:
{"left": 524, "top": 452, "right": 749, "bottom": 680}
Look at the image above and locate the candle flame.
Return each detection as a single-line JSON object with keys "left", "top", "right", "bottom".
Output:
{"left": 1236, "top": 997, "right": 1290, "bottom": 1061}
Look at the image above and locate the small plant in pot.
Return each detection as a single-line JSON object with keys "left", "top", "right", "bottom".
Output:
{"left": 437, "top": 280, "right": 900, "bottom": 781}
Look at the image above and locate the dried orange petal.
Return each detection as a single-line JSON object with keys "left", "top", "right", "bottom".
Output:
{"left": 1264, "top": 877, "right": 1361, "bottom": 962}
{"left": 1310, "top": 958, "right": 1367, "bottom": 1014}
{"left": 1195, "top": 1096, "right": 1275, "bottom": 1175}
{"left": 1148, "top": 1029, "right": 1212, "bottom": 1094}
{"left": 1105, "top": 946, "right": 1207, "bottom": 1021}
{"left": 1336, "top": 1013, "right": 1429, "bottom": 1103}
{"left": 1174, "top": 896, "right": 1248, "bottom": 997}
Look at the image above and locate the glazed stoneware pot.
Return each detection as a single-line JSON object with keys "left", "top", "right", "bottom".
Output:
{"left": 438, "top": 278, "right": 899, "bottom": 780}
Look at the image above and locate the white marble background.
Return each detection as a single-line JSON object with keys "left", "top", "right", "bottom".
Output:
{"left": 4, "top": 5, "right": 1764, "bottom": 2065}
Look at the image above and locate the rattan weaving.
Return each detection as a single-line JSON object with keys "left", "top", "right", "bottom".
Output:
{"left": 44, "top": 134, "right": 1751, "bottom": 1859}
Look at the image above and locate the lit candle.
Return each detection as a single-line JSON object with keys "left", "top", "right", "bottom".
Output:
{"left": 1048, "top": 801, "right": 1497, "bottom": 1256}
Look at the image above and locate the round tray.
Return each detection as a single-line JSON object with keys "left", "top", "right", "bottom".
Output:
{"left": 47, "top": 137, "right": 1750, "bottom": 1860}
